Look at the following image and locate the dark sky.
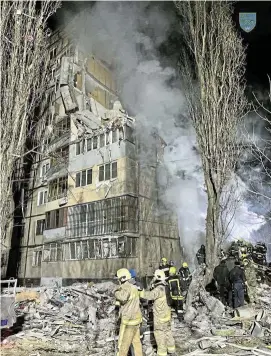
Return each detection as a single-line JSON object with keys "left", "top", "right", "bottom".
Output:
{"left": 51, "top": 1, "right": 271, "bottom": 89}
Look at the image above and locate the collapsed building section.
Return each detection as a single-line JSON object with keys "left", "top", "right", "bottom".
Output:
{"left": 15, "top": 26, "right": 181, "bottom": 286}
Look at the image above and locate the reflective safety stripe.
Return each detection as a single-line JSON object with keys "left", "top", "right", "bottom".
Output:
{"left": 171, "top": 295, "right": 184, "bottom": 300}
{"left": 122, "top": 316, "right": 142, "bottom": 325}
{"left": 157, "top": 352, "right": 167, "bottom": 356}
{"left": 168, "top": 345, "right": 176, "bottom": 353}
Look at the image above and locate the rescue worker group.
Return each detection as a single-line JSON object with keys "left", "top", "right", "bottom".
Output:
{"left": 114, "top": 239, "right": 271, "bottom": 356}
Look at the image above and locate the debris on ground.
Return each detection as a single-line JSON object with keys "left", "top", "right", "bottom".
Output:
{"left": 1, "top": 281, "right": 271, "bottom": 355}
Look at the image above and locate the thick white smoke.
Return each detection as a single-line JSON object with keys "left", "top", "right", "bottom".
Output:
{"left": 63, "top": 2, "right": 267, "bottom": 264}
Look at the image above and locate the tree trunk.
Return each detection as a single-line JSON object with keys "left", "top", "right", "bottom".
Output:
{"left": 205, "top": 173, "right": 220, "bottom": 285}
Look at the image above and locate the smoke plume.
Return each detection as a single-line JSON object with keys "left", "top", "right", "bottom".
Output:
{"left": 62, "top": 2, "right": 269, "bottom": 265}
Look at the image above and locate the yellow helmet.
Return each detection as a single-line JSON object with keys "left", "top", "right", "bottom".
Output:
{"left": 154, "top": 269, "right": 166, "bottom": 281}
{"left": 161, "top": 257, "right": 167, "bottom": 263}
{"left": 182, "top": 262, "right": 188, "bottom": 268}
{"left": 169, "top": 266, "right": 176, "bottom": 275}
{"left": 116, "top": 268, "right": 131, "bottom": 282}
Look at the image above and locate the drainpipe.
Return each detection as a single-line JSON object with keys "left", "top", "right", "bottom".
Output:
{"left": 23, "top": 162, "right": 37, "bottom": 286}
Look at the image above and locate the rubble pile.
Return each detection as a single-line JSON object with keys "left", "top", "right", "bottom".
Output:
{"left": 1, "top": 282, "right": 271, "bottom": 355}
{"left": 2, "top": 282, "right": 118, "bottom": 355}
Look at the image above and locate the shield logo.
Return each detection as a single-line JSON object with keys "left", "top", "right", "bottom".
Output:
{"left": 239, "top": 13, "right": 256, "bottom": 33}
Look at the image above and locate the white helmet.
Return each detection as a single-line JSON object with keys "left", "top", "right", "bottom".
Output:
{"left": 154, "top": 269, "right": 166, "bottom": 281}
{"left": 116, "top": 268, "right": 131, "bottom": 283}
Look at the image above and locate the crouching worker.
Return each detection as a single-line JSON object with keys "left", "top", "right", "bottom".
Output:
{"left": 115, "top": 268, "right": 143, "bottom": 356}
{"left": 140, "top": 270, "right": 176, "bottom": 356}
{"left": 168, "top": 266, "right": 184, "bottom": 321}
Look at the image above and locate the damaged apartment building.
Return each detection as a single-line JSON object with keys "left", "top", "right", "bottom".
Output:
{"left": 17, "top": 26, "right": 181, "bottom": 286}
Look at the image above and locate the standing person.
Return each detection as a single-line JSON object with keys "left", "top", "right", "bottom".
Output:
{"left": 243, "top": 259, "right": 258, "bottom": 304}
{"left": 196, "top": 245, "right": 206, "bottom": 265}
{"left": 168, "top": 266, "right": 184, "bottom": 321}
{"left": 213, "top": 259, "right": 230, "bottom": 305}
{"left": 159, "top": 257, "right": 170, "bottom": 278}
{"left": 179, "top": 262, "right": 192, "bottom": 293}
{"left": 140, "top": 270, "right": 176, "bottom": 356}
{"left": 228, "top": 261, "right": 247, "bottom": 308}
{"left": 115, "top": 268, "right": 143, "bottom": 356}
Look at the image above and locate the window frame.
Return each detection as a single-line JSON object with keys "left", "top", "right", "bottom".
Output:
{"left": 32, "top": 250, "right": 42, "bottom": 267}
{"left": 37, "top": 190, "right": 48, "bottom": 206}
{"left": 75, "top": 169, "right": 93, "bottom": 188}
{"left": 36, "top": 219, "right": 46, "bottom": 235}
{"left": 98, "top": 161, "right": 118, "bottom": 182}
{"left": 43, "top": 243, "right": 62, "bottom": 262}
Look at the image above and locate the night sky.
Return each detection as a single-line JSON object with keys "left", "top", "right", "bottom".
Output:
{"left": 52, "top": 1, "right": 271, "bottom": 89}
{"left": 234, "top": 2, "right": 271, "bottom": 88}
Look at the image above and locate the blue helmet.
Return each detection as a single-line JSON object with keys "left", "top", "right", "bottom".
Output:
{"left": 129, "top": 269, "right": 137, "bottom": 278}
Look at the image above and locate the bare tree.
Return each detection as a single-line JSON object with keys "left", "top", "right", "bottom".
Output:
{"left": 175, "top": 1, "right": 247, "bottom": 283}
{"left": 0, "top": 1, "right": 60, "bottom": 246}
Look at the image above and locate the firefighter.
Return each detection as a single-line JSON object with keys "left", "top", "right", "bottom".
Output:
{"left": 140, "top": 270, "right": 176, "bottom": 356}
{"left": 252, "top": 242, "right": 267, "bottom": 265}
{"left": 228, "top": 261, "right": 247, "bottom": 308}
{"left": 168, "top": 266, "right": 184, "bottom": 321}
{"left": 239, "top": 247, "right": 248, "bottom": 262}
{"left": 159, "top": 257, "right": 170, "bottom": 278}
{"left": 243, "top": 259, "right": 258, "bottom": 304}
{"left": 179, "top": 262, "right": 192, "bottom": 293}
{"left": 213, "top": 259, "right": 230, "bottom": 305}
{"left": 115, "top": 268, "right": 143, "bottom": 356}
{"left": 196, "top": 245, "right": 206, "bottom": 265}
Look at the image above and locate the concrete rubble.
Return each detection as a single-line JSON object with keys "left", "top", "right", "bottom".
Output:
{"left": 1, "top": 282, "right": 271, "bottom": 355}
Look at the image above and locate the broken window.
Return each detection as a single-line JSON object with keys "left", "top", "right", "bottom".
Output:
{"left": 118, "top": 237, "right": 126, "bottom": 257}
{"left": 88, "top": 239, "right": 95, "bottom": 259}
{"left": 86, "top": 138, "right": 92, "bottom": 151}
{"left": 48, "top": 175, "right": 68, "bottom": 201}
{"left": 93, "top": 136, "right": 98, "bottom": 149}
{"left": 102, "top": 239, "right": 110, "bottom": 258}
{"left": 45, "top": 208, "right": 67, "bottom": 229}
{"left": 81, "top": 240, "right": 89, "bottom": 259}
{"left": 50, "top": 47, "right": 57, "bottom": 60}
{"left": 125, "top": 125, "right": 135, "bottom": 143}
{"left": 100, "top": 134, "right": 105, "bottom": 148}
{"left": 32, "top": 250, "right": 42, "bottom": 267}
{"left": 54, "top": 117, "right": 70, "bottom": 138}
{"left": 36, "top": 219, "right": 45, "bottom": 235}
{"left": 75, "top": 169, "right": 92, "bottom": 187}
{"left": 40, "top": 163, "right": 50, "bottom": 177}
{"left": 95, "top": 240, "right": 102, "bottom": 258}
{"left": 105, "top": 132, "right": 110, "bottom": 145}
{"left": 51, "top": 146, "right": 69, "bottom": 167}
{"left": 43, "top": 243, "right": 62, "bottom": 262}
{"left": 37, "top": 190, "right": 48, "bottom": 206}
{"left": 112, "top": 130, "right": 118, "bottom": 143}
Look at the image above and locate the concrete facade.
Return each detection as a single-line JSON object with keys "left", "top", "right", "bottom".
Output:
{"left": 17, "top": 26, "right": 181, "bottom": 286}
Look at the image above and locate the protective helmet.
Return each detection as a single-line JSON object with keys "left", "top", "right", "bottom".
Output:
{"left": 182, "top": 262, "right": 188, "bottom": 268}
{"left": 169, "top": 260, "right": 174, "bottom": 266}
{"left": 129, "top": 269, "right": 137, "bottom": 279}
{"left": 161, "top": 257, "right": 167, "bottom": 264}
{"left": 154, "top": 269, "right": 166, "bottom": 281}
{"left": 116, "top": 268, "right": 131, "bottom": 282}
{"left": 169, "top": 266, "right": 177, "bottom": 275}
{"left": 241, "top": 247, "right": 246, "bottom": 253}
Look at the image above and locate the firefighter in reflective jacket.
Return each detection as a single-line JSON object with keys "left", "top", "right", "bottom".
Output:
{"left": 179, "top": 262, "right": 192, "bottom": 293}
{"left": 159, "top": 257, "right": 170, "bottom": 278}
{"left": 168, "top": 266, "right": 184, "bottom": 321}
{"left": 140, "top": 270, "right": 176, "bottom": 356}
{"left": 115, "top": 268, "right": 143, "bottom": 356}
